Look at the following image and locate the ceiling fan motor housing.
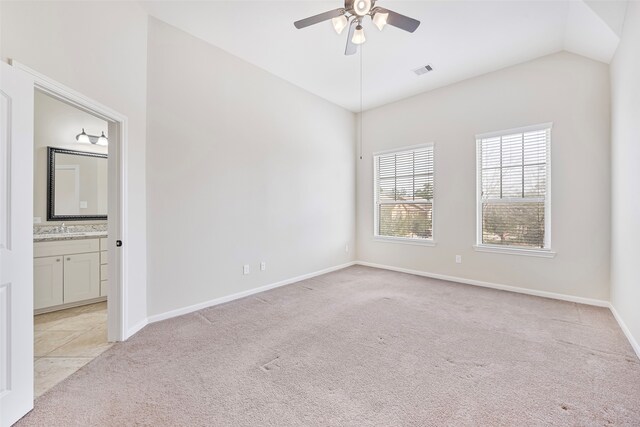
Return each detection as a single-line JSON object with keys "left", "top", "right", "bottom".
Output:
{"left": 348, "top": 0, "right": 375, "bottom": 17}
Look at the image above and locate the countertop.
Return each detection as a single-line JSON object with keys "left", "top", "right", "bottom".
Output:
{"left": 33, "top": 232, "right": 108, "bottom": 243}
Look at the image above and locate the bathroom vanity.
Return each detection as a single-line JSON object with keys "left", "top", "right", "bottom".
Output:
{"left": 32, "top": 145, "right": 110, "bottom": 314}
{"left": 33, "top": 232, "right": 108, "bottom": 314}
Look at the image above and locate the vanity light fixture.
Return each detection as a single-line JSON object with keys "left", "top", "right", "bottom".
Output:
{"left": 76, "top": 128, "right": 91, "bottom": 144}
{"left": 96, "top": 132, "right": 108, "bottom": 146}
{"left": 76, "top": 128, "right": 108, "bottom": 146}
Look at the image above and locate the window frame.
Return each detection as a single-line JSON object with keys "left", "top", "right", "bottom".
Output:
{"left": 474, "top": 123, "right": 555, "bottom": 258}
{"left": 372, "top": 143, "right": 436, "bottom": 246}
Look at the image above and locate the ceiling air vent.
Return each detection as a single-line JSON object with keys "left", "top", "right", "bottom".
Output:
{"left": 413, "top": 64, "right": 434, "bottom": 76}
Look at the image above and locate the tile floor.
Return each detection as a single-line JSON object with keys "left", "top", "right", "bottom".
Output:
{"left": 34, "top": 302, "right": 111, "bottom": 397}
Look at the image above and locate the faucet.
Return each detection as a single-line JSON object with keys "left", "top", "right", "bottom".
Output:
{"left": 60, "top": 223, "right": 67, "bottom": 233}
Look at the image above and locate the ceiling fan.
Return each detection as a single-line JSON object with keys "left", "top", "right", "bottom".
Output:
{"left": 294, "top": 0, "right": 420, "bottom": 55}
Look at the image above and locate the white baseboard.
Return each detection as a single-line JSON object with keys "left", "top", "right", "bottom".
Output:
{"left": 358, "top": 261, "right": 639, "bottom": 360}
{"left": 355, "top": 261, "right": 610, "bottom": 307}
{"left": 131, "top": 260, "right": 640, "bottom": 361}
{"left": 146, "top": 261, "right": 357, "bottom": 324}
{"left": 126, "top": 318, "right": 149, "bottom": 340}
{"left": 609, "top": 303, "right": 640, "bottom": 359}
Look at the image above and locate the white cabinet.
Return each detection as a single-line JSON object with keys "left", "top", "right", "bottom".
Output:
{"left": 63, "top": 253, "right": 100, "bottom": 304}
{"left": 101, "top": 280, "right": 109, "bottom": 297}
{"left": 34, "top": 237, "right": 107, "bottom": 313}
{"left": 34, "top": 256, "right": 64, "bottom": 310}
{"left": 34, "top": 238, "right": 99, "bottom": 258}
{"left": 100, "top": 240, "right": 108, "bottom": 297}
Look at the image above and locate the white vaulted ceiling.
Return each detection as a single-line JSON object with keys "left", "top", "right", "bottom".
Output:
{"left": 140, "top": 1, "right": 627, "bottom": 112}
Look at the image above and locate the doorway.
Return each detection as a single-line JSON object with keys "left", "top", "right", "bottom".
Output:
{"left": 12, "top": 60, "right": 129, "bottom": 393}
{"left": 32, "top": 89, "right": 113, "bottom": 396}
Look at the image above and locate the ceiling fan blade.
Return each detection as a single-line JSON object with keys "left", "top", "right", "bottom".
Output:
{"left": 345, "top": 20, "right": 358, "bottom": 56}
{"left": 294, "top": 9, "right": 344, "bottom": 29}
{"left": 378, "top": 8, "right": 420, "bottom": 33}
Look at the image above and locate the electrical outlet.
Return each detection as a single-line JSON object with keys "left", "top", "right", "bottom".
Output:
{"left": 243, "top": 264, "right": 250, "bottom": 275}
{"left": 345, "top": 244, "right": 349, "bottom": 253}
{"left": 455, "top": 255, "right": 462, "bottom": 264}
{"left": 260, "top": 261, "right": 266, "bottom": 271}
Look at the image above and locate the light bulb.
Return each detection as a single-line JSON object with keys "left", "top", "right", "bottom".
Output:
{"left": 331, "top": 15, "right": 348, "bottom": 34}
{"left": 97, "top": 131, "right": 108, "bottom": 146}
{"left": 353, "top": 0, "right": 371, "bottom": 16}
{"left": 76, "top": 128, "right": 90, "bottom": 144}
{"left": 373, "top": 12, "right": 389, "bottom": 31}
{"left": 352, "top": 25, "right": 366, "bottom": 45}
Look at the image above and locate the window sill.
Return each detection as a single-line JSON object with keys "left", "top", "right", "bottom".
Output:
{"left": 374, "top": 236, "right": 436, "bottom": 247}
{"left": 473, "top": 245, "right": 556, "bottom": 258}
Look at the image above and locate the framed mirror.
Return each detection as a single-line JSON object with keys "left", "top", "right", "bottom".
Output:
{"left": 47, "top": 147, "right": 108, "bottom": 221}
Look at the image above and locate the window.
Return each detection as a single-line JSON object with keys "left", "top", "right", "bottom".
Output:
{"left": 476, "top": 124, "right": 551, "bottom": 253}
{"left": 374, "top": 144, "right": 434, "bottom": 243}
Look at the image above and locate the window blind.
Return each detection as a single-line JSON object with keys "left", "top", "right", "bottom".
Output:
{"left": 375, "top": 145, "right": 434, "bottom": 240}
{"left": 477, "top": 127, "right": 550, "bottom": 249}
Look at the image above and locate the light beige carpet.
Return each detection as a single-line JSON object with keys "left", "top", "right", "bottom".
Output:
{"left": 18, "top": 266, "right": 640, "bottom": 426}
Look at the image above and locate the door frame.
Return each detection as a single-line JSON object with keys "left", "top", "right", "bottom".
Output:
{"left": 11, "top": 60, "right": 128, "bottom": 342}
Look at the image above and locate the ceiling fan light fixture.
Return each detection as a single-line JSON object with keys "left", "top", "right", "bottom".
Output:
{"left": 293, "top": 1, "right": 420, "bottom": 55}
{"left": 331, "top": 15, "right": 348, "bottom": 34}
{"left": 373, "top": 11, "right": 389, "bottom": 31}
{"left": 352, "top": 24, "right": 366, "bottom": 45}
{"left": 353, "top": 0, "right": 372, "bottom": 16}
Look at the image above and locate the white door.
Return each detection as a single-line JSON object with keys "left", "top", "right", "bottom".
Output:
{"left": 0, "top": 62, "right": 34, "bottom": 426}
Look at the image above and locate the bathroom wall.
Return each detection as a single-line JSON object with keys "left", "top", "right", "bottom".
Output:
{"left": 33, "top": 90, "right": 108, "bottom": 225}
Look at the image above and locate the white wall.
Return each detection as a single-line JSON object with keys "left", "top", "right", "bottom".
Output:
{"left": 610, "top": 2, "right": 640, "bottom": 353}
{"left": 357, "top": 52, "right": 611, "bottom": 301}
{"left": 34, "top": 91, "right": 108, "bottom": 224}
{"left": 1, "top": 2, "right": 620, "bottom": 336}
{"left": 145, "top": 19, "right": 356, "bottom": 316}
{"left": 1, "top": 1, "right": 148, "bottom": 334}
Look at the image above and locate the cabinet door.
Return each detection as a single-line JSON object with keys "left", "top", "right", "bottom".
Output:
{"left": 100, "top": 280, "right": 109, "bottom": 297}
{"left": 34, "top": 256, "right": 64, "bottom": 310}
{"left": 63, "top": 252, "right": 100, "bottom": 304}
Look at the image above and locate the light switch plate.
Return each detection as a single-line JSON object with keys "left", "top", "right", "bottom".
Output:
{"left": 260, "top": 262, "right": 266, "bottom": 271}
{"left": 243, "top": 264, "right": 250, "bottom": 275}
{"left": 80, "top": 201, "right": 88, "bottom": 209}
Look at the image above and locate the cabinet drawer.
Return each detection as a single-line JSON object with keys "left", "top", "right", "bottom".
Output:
{"left": 100, "top": 280, "right": 108, "bottom": 297}
{"left": 101, "top": 264, "right": 108, "bottom": 281}
{"left": 34, "top": 238, "right": 99, "bottom": 258}
{"left": 100, "top": 238, "right": 108, "bottom": 251}
{"left": 100, "top": 250, "right": 108, "bottom": 265}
